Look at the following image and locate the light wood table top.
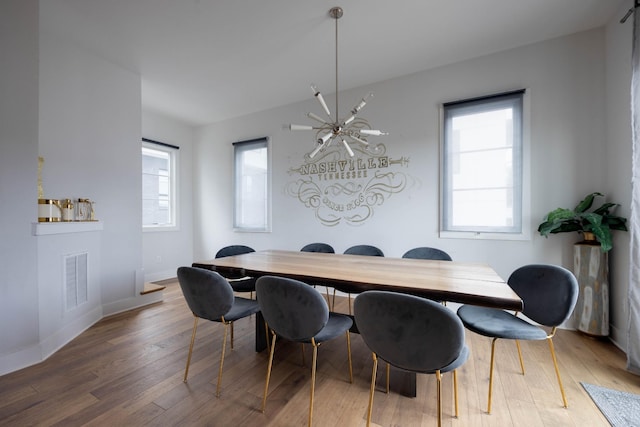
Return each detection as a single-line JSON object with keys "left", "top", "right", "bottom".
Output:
{"left": 194, "top": 249, "right": 522, "bottom": 311}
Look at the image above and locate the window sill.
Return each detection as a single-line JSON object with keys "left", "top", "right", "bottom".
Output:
{"left": 439, "top": 230, "right": 530, "bottom": 241}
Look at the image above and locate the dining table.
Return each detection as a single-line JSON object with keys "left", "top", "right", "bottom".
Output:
{"left": 192, "top": 249, "right": 523, "bottom": 396}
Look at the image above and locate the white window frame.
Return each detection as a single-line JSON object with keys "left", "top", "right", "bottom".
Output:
{"left": 440, "top": 90, "right": 530, "bottom": 241}
{"left": 142, "top": 139, "right": 179, "bottom": 232}
{"left": 233, "top": 137, "right": 271, "bottom": 232}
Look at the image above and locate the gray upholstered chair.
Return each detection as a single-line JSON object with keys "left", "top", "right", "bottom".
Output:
{"left": 354, "top": 291, "right": 469, "bottom": 427}
{"left": 301, "top": 243, "right": 335, "bottom": 309}
{"left": 256, "top": 275, "right": 353, "bottom": 427}
{"left": 177, "top": 266, "right": 260, "bottom": 397}
{"left": 402, "top": 246, "right": 452, "bottom": 261}
{"left": 215, "top": 245, "right": 257, "bottom": 296}
{"left": 344, "top": 244, "right": 384, "bottom": 257}
{"left": 456, "top": 264, "right": 578, "bottom": 413}
{"left": 342, "top": 245, "right": 384, "bottom": 314}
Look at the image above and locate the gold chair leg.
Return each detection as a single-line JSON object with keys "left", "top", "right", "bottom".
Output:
{"left": 547, "top": 337, "right": 568, "bottom": 408}
{"left": 346, "top": 331, "right": 353, "bottom": 383}
{"left": 487, "top": 337, "right": 498, "bottom": 414}
{"left": 515, "top": 339, "right": 525, "bottom": 374}
{"left": 332, "top": 289, "right": 336, "bottom": 311}
{"left": 385, "top": 363, "right": 390, "bottom": 394}
{"left": 216, "top": 319, "right": 229, "bottom": 397}
{"left": 366, "top": 352, "right": 378, "bottom": 427}
{"left": 309, "top": 338, "right": 319, "bottom": 427}
{"left": 262, "top": 331, "right": 277, "bottom": 412}
{"left": 348, "top": 293, "right": 352, "bottom": 315}
{"left": 325, "top": 286, "right": 332, "bottom": 310}
{"left": 453, "top": 369, "right": 459, "bottom": 418}
{"left": 264, "top": 320, "right": 271, "bottom": 353}
{"left": 436, "top": 370, "right": 442, "bottom": 427}
{"left": 230, "top": 322, "right": 235, "bottom": 350}
{"left": 183, "top": 316, "right": 199, "bottom": 382}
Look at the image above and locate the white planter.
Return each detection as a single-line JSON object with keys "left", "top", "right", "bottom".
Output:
{"left": 573, "top": 241, "right": 609, "bottom": 337}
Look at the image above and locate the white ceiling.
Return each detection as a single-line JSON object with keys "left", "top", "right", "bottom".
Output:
{"left": 42, "top": 0, "right": 626, "bottom": 126}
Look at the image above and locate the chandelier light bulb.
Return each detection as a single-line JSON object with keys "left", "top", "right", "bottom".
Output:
{"left": 290, "top": 124, "right": 314, "bottom": 131}
{"left": 341, "top": 139, "right": 355, "bottom": 157}
{"left": 318, "top": 132, "right": 333, "bottom": 145}
{"left": 351, "top": 92, "right": 374, "bottom": 115}
{"left": 342, "top": 115, "right": 355, "bottom": 126}
{"left": 310, "top": 83, "right": 332, "bottom": 117}
{"left": 307, "top": 112, "right": 328, "bottom": 124}
{"left": 351, "top": 135, "right": 370, "bottom": 146}
{"left": 309, "top": 142, "right": 325, "bottom": 158}
{"left": 359, "top": 129, "right": 388, "bottom": 136}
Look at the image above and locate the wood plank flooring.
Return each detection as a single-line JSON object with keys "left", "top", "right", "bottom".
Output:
{"left": 1, "top": 279, "right": 639, "bottom": 426}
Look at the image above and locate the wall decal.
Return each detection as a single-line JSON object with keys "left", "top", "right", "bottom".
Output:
{"left": 286, "top": 143, "right": 411, "bottom": 226}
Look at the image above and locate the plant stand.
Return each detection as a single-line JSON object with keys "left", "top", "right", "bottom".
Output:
{"left": 573, "top": 240, "right": 609, "bottom": 337}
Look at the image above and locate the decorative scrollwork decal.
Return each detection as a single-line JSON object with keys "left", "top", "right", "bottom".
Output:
{"left": 286, "top": 143, "right": 413, "bottom": 226}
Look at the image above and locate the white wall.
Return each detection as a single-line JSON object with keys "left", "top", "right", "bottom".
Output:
{"left": 194, "top": 28, "right": 610, "bottom": 282}
{"left": 0, "top": 0, "right": 40, "bottom": 372}
{"left": 142, "top": 110, "right": 195, "bottom": 282}
{"left": 38, "top": 30, "right": 146, "bottom": 315}
{"left": 1, "top": 1, "right": 161, "bottom": 375}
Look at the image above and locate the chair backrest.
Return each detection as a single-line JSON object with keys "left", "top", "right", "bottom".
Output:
{"left": 300, "top": 243, "right": 335, "bottom": 253}
{"left": 256, "top": 276, "right": 329, "bottom": 342}
{"left": 508, "top": 264, "right": 579, "bottom": 327}
{"left": 402, "top": 247, "right": 452, "bottom": 261}
{"left": 215, "top": 245, "right": 255, "bottom": 258}
{"left": 177, "top": 266, "right": 234, "bottom": 321}
{"left": 354, "top": 291, "right": 465, "bottom": 373}
{"left": 344, "top": 245, "right": 384, "bottom": 257}
{"left": 214, "top": 245, "right": 255, "bottom": 280}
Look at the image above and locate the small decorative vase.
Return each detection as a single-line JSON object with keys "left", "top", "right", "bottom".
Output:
{"left": 573, "top": 232, "right": 609, "bottom": 337}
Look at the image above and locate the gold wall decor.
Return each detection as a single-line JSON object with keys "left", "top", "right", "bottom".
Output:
{"left": 286, "top": 142, "right": 411, "bottom": 226}
{"left": 38, "top": 156, "right": 44, "bottom": 199}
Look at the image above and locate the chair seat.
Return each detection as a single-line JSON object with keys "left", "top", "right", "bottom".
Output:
{"left": 457, "top": 305, "right": 548, "bottom": 341}
{"left": 307, "top": 313, "right": 353, "bottom": 344}
{"left": 222, "top": 297, "right": 260, "bottom": 322}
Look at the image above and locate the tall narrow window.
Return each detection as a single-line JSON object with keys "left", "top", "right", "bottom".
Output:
{"left": 142, "top": 139, "right": 178, "bottom": 229}
{"left": 441, "top": 90, "right": 526, "bottom": 237}
{"left": 234, "top": 137, "right": 270, "bottom": 232}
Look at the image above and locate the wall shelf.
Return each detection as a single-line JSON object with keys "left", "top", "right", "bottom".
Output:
{"left": 32, "top": 221, "right": 104, "bottom": 236}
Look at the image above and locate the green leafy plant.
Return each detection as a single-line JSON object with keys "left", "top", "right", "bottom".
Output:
{"left": 537, "top": 192, "right": 628, "bottom": 252}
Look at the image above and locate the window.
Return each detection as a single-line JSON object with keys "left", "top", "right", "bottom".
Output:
{"left": 234, "top": 137, "right": 270, "bottom": 231}
{"left": 142, "top": 139, "right": 178, "bottom": 230}
{"left": 441, "top": 90, "right": 527, "bottom": 238}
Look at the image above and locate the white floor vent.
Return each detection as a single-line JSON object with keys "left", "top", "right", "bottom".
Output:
{"left": 65, "top": 252, "right": 88, "bottom": 310}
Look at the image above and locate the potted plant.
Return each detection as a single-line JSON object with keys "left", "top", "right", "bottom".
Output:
{"left": 537, "top": 192, "right": 628, "bottom": 252}
{"left": 538, "top": 191, "right": 627, "bottom": 337}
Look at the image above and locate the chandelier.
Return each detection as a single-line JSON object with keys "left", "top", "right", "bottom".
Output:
{"left": 289, "top": 6, "right": 387, "bottom": 158}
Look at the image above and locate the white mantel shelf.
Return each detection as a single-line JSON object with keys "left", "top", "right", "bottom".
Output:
{"left": 32, "top": 221, "right": 104, "bottom": 236}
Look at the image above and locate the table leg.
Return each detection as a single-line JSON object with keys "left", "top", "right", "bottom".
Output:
{"left": 255, "top": 311, "right": 267, "bottom": 352}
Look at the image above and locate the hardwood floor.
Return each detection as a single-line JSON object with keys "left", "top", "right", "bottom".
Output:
{"left": 1, "top": 279, "right": 639, "bottom": 426}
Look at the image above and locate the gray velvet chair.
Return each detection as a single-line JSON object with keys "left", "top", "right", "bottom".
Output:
{"left": 177, "top": 266, "right": 260, "bottom": 397}
{"left": 215, "top": 245, "right": 257, "bottom": 296}
{"left": 402, "top": 246, "right": 452, "bottom": 261}
{"left": 354, "top": 291, "right": 469, "bottom": 427}
{"left": 456, "top": 264, "right": 578, "bottom": 413}
{"left": 301, "top": 243, "right": 335, "bottom": 309}
{"left": 256, "top": 275, "right": 353, "bottom": 427}
{"left": 342, "top": 245, "right": 384, "bottom": 314}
